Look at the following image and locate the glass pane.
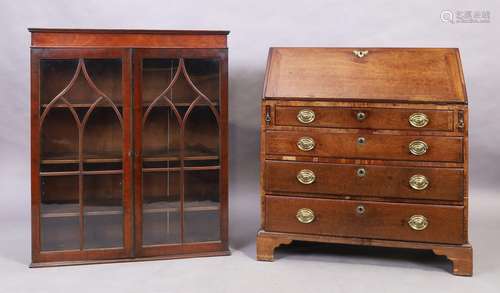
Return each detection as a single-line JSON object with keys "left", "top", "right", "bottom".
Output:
{"left": 41, "top": 108, "right": 79, "bottom": 164}
{"left": 141, "top": 58, "right": 184, "bottom": 246}
{"left": 85, "top": 59, "right": 122, "bottom": 104}
{"left": 41, "top": 176, "right": 80, "bottom": 251}
{"left": 84, "top": 174, "right": 123, "bottom": 249}
{"left": 39, "top": 58, "right": 124, "bottom": 252}
{"left": 142, "top": 172, "right": 181, "bottom": 245}
{"left": 40, "top": 60, "right": 79, "bottom": 106}
{"left": 143, "top": 106, "right": 181, "bottom": 160}
{"left": 83, "top": 106, "right": 123, "bottom": 165}
{"left": 184, "top": 107, "right": 219, "bottom": 157}
{"left": 184, "top": 170, "right": 220, "bottom": 243}
{"left": 184, "top": 59, "right": 220, "bottom": 105}
{"left": 142, "top": 59, "right": 180, "bottom": 104}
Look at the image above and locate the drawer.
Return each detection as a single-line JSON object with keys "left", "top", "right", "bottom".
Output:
{"left": 265, "top": 161, "right": 464, "bottom": 201}
{"left": 265, "top": 195, "right": 465, "bottom": 244}
{"left": 266, "top": 130, "right": 463, "bottom": 163}
{"left": 275, "top": 106, "right": 454, "bottom": 131}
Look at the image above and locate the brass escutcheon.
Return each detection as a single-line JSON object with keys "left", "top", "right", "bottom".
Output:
{"left": 409, "top": 140, "right": 428, "bottom": 156}
{"left": 408, "top": 215, "right": 429, "bottom": 231}
{"left": 297, "top": 137, "right": 315, "bottom": 151}
{"left": 356, "top": 205, "right": 366, "bottom": 215}
{"left": 296, "top": 208, "right": 315, "bottom": 224}
{"left": 409, "top": 174, "right": 429, "bottom": 190}
{"left": 297, "top": 109, "right": 315, "bottom": 124}
{"left": 356, "top": 111, "right": 367, "bottom": 121}
{"left": 353, "top": 50, "right": 369, "bottom": 58}
{"left": 356, "top": 168, "right": 367, "bottom": 177}
{"left": 409, "top": 113, "right": 429, "bottom": 128}
{"left": 297, "top": 169, "right": 316, "bottom": 185}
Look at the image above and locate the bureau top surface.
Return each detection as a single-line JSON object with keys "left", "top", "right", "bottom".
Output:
{"left": 29, "top": 28, "right": 229, "bottom": 49}
{"left": 263, "top": 48, "right": 467, "bottom": 104}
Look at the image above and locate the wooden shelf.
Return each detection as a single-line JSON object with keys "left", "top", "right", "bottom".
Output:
{"left": 40, "top": 97, "right": 218, "bottom": 109}
{"left": 42, "top": 156, "right": 123, "bottom": 164}
{"left": 41, "top": 201, "right": 219, "bottom": 218}
{"left": 41, "top": 204, "right": 122, "bottom": 218}
{"left": 143, "top": 201, "right": 219, "bottom": 214}
{"left": 143, "top": 165, "right": 219, "bottom": 173}
{"left": 40, "top": 170, "right": 123, "bottom": 177}
{"left": 40, "top": 151, "right": 219, "bottom": 165}
{"left": 142, "top": 154, "right": 218, "bottom": 162}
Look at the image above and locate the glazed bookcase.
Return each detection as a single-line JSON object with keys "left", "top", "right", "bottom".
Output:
{"left": 30, "top": 29, "right": 229, "bottom": 266}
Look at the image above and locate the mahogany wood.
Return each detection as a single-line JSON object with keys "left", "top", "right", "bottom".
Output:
{"left": 30, "top": 29, "right": 229, "bottom": 266}
{"left": 30, "top": 29, "right": 228, "bottom": 49}
{"left": 256, "top": 230, "right": 473, "bottom": 276}
{"left": 265, "top": 161, "right": 464, "bottom": 201}
{"left": 264, "top": 48, "right": 467, "bottom": 103}
{"left": 257, "top": 47, "right": 472, "bottom": 276}
{"left": 275, "top": 106, "right": 454, "bottom": 131}
{"left": 265, "top": 195, "right": 464, "bottom": 244}
{"left": 266, "top": 131, "right": 464, "bottom": 163}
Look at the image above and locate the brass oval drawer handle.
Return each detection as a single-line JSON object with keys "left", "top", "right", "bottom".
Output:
{"left": 409, "top": 140, "right": 428, "bottom": 156}
{"left": 353, "top": 50, "right": 369, "bottom": 58}
{"left": 297, "top": 137, "right": 315, "bottom": 151}
{"left": 356, "top": 111, "right": 367, "bottom": 121}
{"left": 409, "top": 174, "right": 429, "bottom": 190}
{"left": 296, "top": 208, "right": 315, "bottom": 224}
{"left": 408, "top": 215, "right": 429, "bottom": 231}
{"left": 297, "top": 169, "right": 316, "bottom": 185}
{"left": 409, "top": 113, "right": 429, "bottom": 128}
{"left": 297, "top": 109, "right": 315, "bottom": 124}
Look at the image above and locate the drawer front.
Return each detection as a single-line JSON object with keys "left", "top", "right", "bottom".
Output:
{"left": 266, "top": 131, "right": 463, "bottom": 162}
{"left": 265, "top": 196, "right": 465, "bottom": 244}
{"left": 265, "top": 161, "right": 464, "bottom": 201}
{"left": 275, "top": 106, "right": 454, "bottom": 131}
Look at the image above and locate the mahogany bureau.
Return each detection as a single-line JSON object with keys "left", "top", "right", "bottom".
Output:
{"left": 256, "top": 48, "right": 472, "bottom": 276}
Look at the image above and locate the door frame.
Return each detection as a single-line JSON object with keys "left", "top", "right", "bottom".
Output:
{"left": 31, "top": 48, "right": 133, "bottom": 264}
{"left": 133, "top": 48, "right": 229, "bottom": 257}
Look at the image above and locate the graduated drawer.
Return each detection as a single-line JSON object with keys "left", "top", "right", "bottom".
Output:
{"left": 265, "top": 195, "right": 465, "bottom": 244}
{"left": 265, "top": 161, "right": 463, "bottom": 202}
{"left": 266, "top": 130, "right": 463, "bottom": 163}
{"left": 276, "top": 106, "right": 454, "bottom": 131}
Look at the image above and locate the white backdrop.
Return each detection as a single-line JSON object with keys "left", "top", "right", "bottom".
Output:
{"left": 0, "top": 1, "right": 499, "bottom": 292}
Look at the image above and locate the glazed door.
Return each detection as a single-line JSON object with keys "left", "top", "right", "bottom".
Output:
{"left": 31, "top": 49, "right": 132, "bottom": 263}
{"left": 134, "top": 49, "right": 228, "bottom": 256}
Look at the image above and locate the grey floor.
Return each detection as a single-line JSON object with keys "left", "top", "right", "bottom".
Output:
{"left": 1, "top": 186, "right": 499, "bottom": 293}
